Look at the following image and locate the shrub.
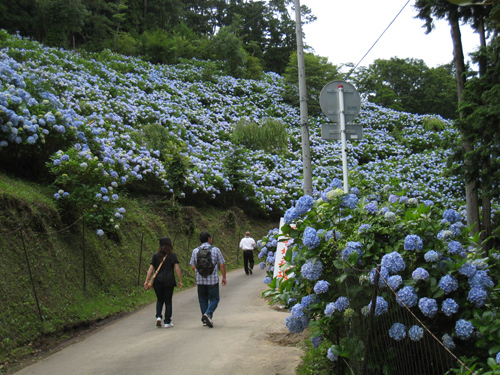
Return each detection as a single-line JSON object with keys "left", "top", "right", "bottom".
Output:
{"left": 260, "top": 183, "right": 500, "bottom": 374}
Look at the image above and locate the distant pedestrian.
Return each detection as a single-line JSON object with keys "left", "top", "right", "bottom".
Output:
{"left": 144, "top": 236, "right": 182, "bottom": 328}
{"left": 190, "top": 231, "right": 226, "bottom": 328}
{"left": 239, "top": 231, "right": 256, "bottom": 275}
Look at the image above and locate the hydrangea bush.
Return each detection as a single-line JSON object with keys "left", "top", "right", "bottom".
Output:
{"left": 261, "top": 183, "right": 500, "bottom": 373}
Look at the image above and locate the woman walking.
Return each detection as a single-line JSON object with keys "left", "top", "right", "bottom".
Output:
{"left": 144, "top": 237, "right": 183, "bottom": 328}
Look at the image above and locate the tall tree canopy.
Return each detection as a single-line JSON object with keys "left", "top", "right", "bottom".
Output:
{"left": 0, "top": 0, "right": 315, "bottom": 75}
{"left": 352, "top": 57, "right": 458, "bottom": 119}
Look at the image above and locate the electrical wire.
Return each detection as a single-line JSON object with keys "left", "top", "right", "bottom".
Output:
{"left": 345, "top": 0, "right": 411, "bottom": 79}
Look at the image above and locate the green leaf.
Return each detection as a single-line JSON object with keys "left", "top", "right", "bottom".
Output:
{"left": 445, "top": 0, "right": 488, "bottom": 5}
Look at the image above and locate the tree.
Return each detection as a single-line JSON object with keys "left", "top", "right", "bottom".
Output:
{"left": 352, "top": 57, "right": 458, "bottom": 118}
{"left": 36, "top": 0, "right": 90, "bottom": 48}
{"left": 414, "top": 0, "right": 480, "bottom": 233}
{"left": 0, "top": 0, "right": 37, "bottom": 37}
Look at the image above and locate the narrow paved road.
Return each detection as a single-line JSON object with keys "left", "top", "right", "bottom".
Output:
{"left": 14, "top": 268, "right": 303, "bottom": 375}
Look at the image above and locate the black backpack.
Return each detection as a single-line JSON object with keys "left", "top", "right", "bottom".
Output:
{"left": 196, "top": 245, "right": 215, "bottom": 277}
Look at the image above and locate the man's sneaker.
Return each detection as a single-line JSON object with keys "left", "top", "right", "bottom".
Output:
{"left": 164, "top": 322, "right": 174, "bottom": 328}
{"left": 156, "top": 318, "right": 162, "bottom": 327}
{"left": 203, "top": 313, "right": 213, "bottom": 328}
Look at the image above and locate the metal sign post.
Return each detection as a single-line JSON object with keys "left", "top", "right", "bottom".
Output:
{"left": 319, "top": 80, "right": 362, "bottom": 193}
{"left": 338, "top": 85, "right": 349, "bottom": 193}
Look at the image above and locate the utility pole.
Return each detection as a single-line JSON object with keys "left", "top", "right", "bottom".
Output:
{"left": 294, "top": 0, "right": 312, "bottom": 196}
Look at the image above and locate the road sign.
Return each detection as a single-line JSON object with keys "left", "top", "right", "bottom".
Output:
{"left": 321, "top": 124, "right": 364, "bottom": 140}
{"left": 319, "top": 81, "right": 361, "bottom": 124}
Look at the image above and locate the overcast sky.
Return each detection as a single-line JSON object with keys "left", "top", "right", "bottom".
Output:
{"left": 299, "top": 0, "right": 480, "bottom": 69}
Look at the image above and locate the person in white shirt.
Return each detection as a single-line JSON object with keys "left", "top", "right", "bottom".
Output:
{"left": 239, "top": 231, "right": 256, "bottom": 275}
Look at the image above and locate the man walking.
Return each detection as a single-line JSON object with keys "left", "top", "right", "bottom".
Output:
{"left": 190, "top": 231, "right": 226, "bottom": 328}
{"left": 239, "top": 231, "right": 256, "bottom": 275}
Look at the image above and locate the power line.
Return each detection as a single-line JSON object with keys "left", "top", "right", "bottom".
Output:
{"left": 345, "top": 0, "right": 411, "bottom": 79}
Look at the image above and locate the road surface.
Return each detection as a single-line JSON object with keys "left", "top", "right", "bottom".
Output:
{"left": 14, "top": 268, "right": 303, "bottom": 375}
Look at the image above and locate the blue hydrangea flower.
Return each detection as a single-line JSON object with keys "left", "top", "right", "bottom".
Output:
{"left": 340, "top": 194, "right": 358, "bottom": 209}
{"left": 496, "top": 351, "right": 500, "bottom": 365}
{"left": 284, "top": 207, "right": 299, "bottom": 224}
{"left": 399, "top": 196, "right": 408, "bottom": 203}
{"left": 380, "top": 206, "right": 390, "bottom": 214}
{"left": 455, "top": 319, "right": 474, "bottom": 340}
{"left": 350, "top": 187, "right": 360, "bottom": 195}
{"left": 368, "top": 296, "right": 388, "bottom": 316}
{"left": 358, "top": 224, "right": 372, "bottom": 233}
{"left": 285, "top": 314, "right": 308, "bottom": 333}
{"left": 314, "top": 280, "right": 330, "bottom": 294}
{"left": 301, "top": 294, "right": 318, "bottom": 309}
{"left": 324, "top": 230, "right": 334, "bottom": 242}
{"left": 295, "top": 195, "right": 314, "bottom": 216}
{"left": 389, "top": 323, "right": 406, "bottom": 341}
{"left": 396, "top": 286, "right": 418, "bottom": 308}
{"left": 370, "top": 266, "right": 390, "bottom": 287}
{"left": 325, "top": 302, "right": 336, "bottom": 317}
{"left": 458, "top": 262, "right": 476, "bottom": 278}
{"left": 450, "top": 222, "right": 464, "bottom": 236}
{"left": 96, "top": 229, "right": 104, "bottom": 236}
{"left": 303, "top": 227, "right": 321, "bottom": 249}
{"left": 424, "top": 250, "right": 440, "bottom": 262}
{"left": 448, "top": 240, "right": 463, "bottom": 255}
{"left": 327, "top": 347, "right": 338, "bottom": 361}
{"left": 441, "top": 298, "right": 459, "bottom": 316}
{"left": 404, "top": 234, "right": 423, "bottom": 251}
{"left": 419, "top": 297, "right": 438, "bottom": 318}
{"left": 381, "top": 251, "right": 406, "bottom": 274}
{"left": 388, "top": 194, "right": 399, "bottom": 203}
{"left": 311, "top": 335, "right": 323, "bottom": 349}
{"left": 259, "top": 262, "right": 266, "bottom": 270}
{"left": 438, "top": 274, "right": 459, "bottom": 294}
{"left": 364, "top": 202, "right": 378, "bottom": 214}
{"left": 341, "top": 242, "right": 363, "bottom": 264}
{"left": 263, "top": 276, "right": 272, "bottom": 284}
{"left": 468, "top": 287, "right": 488, "bottom": 307}
{"left": 258, "top": 247, "right": 268, "bottom": 258}
{"left": 335, "top": 296, "right": 350, "bottom": 312}
{"left": 412, "top": 267, "right": 429, "bottom": 282}
{"left": 442, "top": 334, "right": 455, "bottom": 350}
{"left": 387, "top": 275, "right": 403, "bottom": 290}
{"left": 443, "top": 209, "right": 461, "bottom": 223}
{"left": 266, "top": 254, "right": 275, "bottom": 264}
{"left": 469, "top": 270, "right": 494, "bottom": 290}
{"left": 291, "top": 303, "right": 304, "bottom": 317}
{"left": 423, "top": 200, "right": 434, "bottom": 207}
{"left": 301, "top": 259, "right": 323, "bottom": 281}
{"left": 408, "top": 325, "right": 424, "bottom": 341}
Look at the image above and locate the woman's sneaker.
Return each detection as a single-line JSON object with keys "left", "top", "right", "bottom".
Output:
{"left": 202, "top": 314, "right": 213, "bottom": 328}
{"left": 156, "top": 318, "right": 162, "bottom": 327}
{"left": 164, "top": 322, "right": 174, "bottom": 328}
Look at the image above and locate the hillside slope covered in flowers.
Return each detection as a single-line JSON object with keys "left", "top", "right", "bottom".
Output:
{"left": 1, "top": 30, "right": 465, "bottom": 235}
